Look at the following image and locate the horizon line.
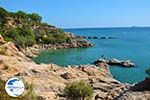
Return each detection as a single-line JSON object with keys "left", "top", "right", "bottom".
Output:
{"left": 62, "top": 26, "right": 150, "bottom": 29}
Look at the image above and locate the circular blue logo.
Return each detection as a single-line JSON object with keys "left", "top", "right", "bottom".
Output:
{"left": 5, "top": 77, "right": 25, "bottom": 97}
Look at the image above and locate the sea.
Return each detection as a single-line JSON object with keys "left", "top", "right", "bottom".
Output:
{"left": 33, "top": 27, "right": 150, "bottom": 84}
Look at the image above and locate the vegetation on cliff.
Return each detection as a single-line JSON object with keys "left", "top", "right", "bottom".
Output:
{"left": 0, "top": 7, "right": 67, "bottom": 49}
{"left": 64, "top": 81, "right": 93, "bottom": 100}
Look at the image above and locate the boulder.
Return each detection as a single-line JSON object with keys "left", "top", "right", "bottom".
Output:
{"left": 108, "top": 58, "right": 121, "bottom": 65}
{"left": 0, "top": 42, "right": 19, "bottom": 56}
{"left": 94, "top": 59, "right": 107, "bottom": 64}
{"left": 94, "top": 58, "right": 135, "bottom": 67}
{"left": 95, "top": 92, "right": 107, "bottom": 100}
{"left": 66, "top": 32, "right": 75, "bottom": 38}
{"left": 93, "top": 59, "right": 109, "bottom": 67}
{"left": 130, "top": 77, "right": 150, "bottom": 91}
{"left": 61, "top": 72, "right": 77, "bottom": 79}
{"left": 121, "top": 60, "right": 135, "bottom": 67}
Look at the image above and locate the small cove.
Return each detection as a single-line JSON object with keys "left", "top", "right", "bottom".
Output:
{"left": 33, "top": 27, "right": 150, "bottom": 84}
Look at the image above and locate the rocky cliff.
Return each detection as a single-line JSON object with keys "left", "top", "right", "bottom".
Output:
{"left": 0, "top": 41, "right": 150, "bottom": 100}
{"left": 0, "top": 41, "right": 127, "bottom": 100}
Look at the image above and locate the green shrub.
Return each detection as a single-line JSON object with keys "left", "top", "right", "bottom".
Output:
{"left": 0, "top": 47, "right": 6, "bottom": 55}
{"left": 1, "top": 27, "right": 36, "bottom": 49}
{"left": 0, "top": 7, "right": 9, "bottom": 21}
{"left": 28, "top": 13, "right": 42, "bottom": 23}
{"left": 0, "top": 7, "right": 69, "bottom": 48}
{"left": 16, "top": 11, "right": 27, "bottom": 19}
{"left": 64, "top": 80, "right": 93, "bottom": 100}
{"left": 41, "top": 33, "right": 67, "bottom": 44}
{"left": 0, "top": 79, "right": 40, "bottom": 100}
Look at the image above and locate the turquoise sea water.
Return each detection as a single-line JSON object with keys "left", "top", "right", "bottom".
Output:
{"left": 33, "top": 27, "right": 150, "bottom": 84}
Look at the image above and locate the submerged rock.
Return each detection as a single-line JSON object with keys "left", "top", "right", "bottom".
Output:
{"left": 100, "top": 37, "right": 107, "bottom": 39}
{"left": 108, "top": 37, "right": 117, "bottom": 39}
{"left": 88, "top": 36, "right": 117, "bottom": 40}
{"left": 88, "top": 36, "right": 98, "bottom": 39}
{"left": 93, "top": 36, "right": 98, "bottom": 39}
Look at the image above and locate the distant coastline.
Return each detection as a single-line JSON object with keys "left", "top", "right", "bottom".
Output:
{"left": 63, "top": 26, "right": 150, "bottom": 30}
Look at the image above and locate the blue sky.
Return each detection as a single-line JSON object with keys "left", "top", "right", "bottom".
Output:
{"left": 0, "top": 0, "right": 150, "bottom": 28}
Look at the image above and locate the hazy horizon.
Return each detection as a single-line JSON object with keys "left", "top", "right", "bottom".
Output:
{"left": 63, "top": 26, "right": 150, "bottom": 29}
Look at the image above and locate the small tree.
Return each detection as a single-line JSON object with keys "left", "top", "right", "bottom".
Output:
{"left": 28, "top": 13, "right": 42, "bottom": 22}
{"left": 0, "top": 7, "right": 9, "bottom": 18}
{"left": 16, "top": 11, "right": 27, "bottom": 19}
{"left": 64, "top": 80, "right": 93, "bottom": 100}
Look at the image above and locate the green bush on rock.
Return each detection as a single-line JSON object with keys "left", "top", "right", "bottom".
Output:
{"left": 0, "top": 7, "right": 68, "bottom": 49}
{"left": 64, "top": 80, "right": 93, "bottom": 100}
{"left": 42, "top": 33, "right": 67, "bottom": 44}
{"left": 0, "top": 27, "right": 36, "bottom": 49}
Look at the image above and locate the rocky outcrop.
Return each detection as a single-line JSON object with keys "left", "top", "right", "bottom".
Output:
{"left": 22, "top": 33, "right": 93, "bottom": 58}
{"left": 94, "top": 58, "right": 135, "bottom": 67}
{"left": 130, "top": 77, "right": 150, "bottom": 91}
{"left": 116, "top": 91, "right": 150, "bottom": 100}
{"left": 0, "top": 53, "right": 126, "bottom": 100}
{"left": 87, "top": 36, "right": 117, "bottom": 40}
{"left": 0, "top": 43, "right": 128, "bottom": 100}
{"left": 61, "top": 72, "right": 77, "bottom": 79}
{"left": 115, "top": 77, "right": 150, "bottom": 100}
{"left": 0, "top": 42, "right": 27, "bottom": 59}
{"left": 0, "top": 42, "right": 149, "bottom": 100}
{"left": 88, "top": 36, "right": 100, "bottom": 39}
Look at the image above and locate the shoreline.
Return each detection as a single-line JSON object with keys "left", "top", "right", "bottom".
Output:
{"left": 0, "top": 6, "right": 149, "bottom": 99}
{"left": 21, "top": 33, "right": 94, "bottom": 58}
{"left": 0, "top": 41, "right": 128, "bottom": 99}
{"left": 0, "top": 41, "right": 150, "bottom": 99}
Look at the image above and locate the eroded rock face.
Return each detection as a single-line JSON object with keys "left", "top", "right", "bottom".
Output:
{"left": 0, "top": 42, "right": 25, "bottom": 57}
{"left": 130, "top": 77, "right": 150, "bottom": 91}
{"left": 61, "top": 72, "right": 77, "bottom": 79}
{"left": 0, "top": 50, "right": 127, "bottom": 100}
{"left": 115, "top": 77, "right": 150, "bottom": 100}
{"left": 0, "top": 34, "right": 4, "bottom": 42}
